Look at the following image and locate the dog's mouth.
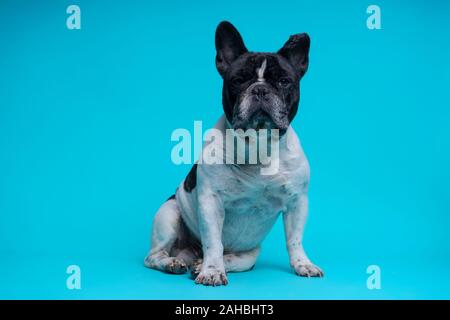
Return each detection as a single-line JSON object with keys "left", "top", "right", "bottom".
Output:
{"left": 232, "top": 110, "right": 288, "bottom": 136}
{"left": 232, "top": 110, "right": 272, "bottom": 130}
{"left": 249, "top": 111, "right": 275, "bottom": 130}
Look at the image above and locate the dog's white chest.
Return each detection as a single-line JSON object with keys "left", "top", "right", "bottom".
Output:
{"left": 217, "top": 159, "right": 306, "bottom": 251}
{"left": 176, "top": 118, "right": 310, "bottom": 252}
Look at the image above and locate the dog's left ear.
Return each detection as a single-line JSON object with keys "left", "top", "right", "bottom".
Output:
{"left": 215, "top": 21, "right": 248, "bottom": 77}
{"left": 278, "top": 33, "right": 310, "bottom": 78}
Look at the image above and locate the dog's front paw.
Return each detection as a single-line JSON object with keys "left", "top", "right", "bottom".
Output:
{"left": 294, "top": 263, "right": 324, "bottom": 278}
{"left": 195, "top": 266, "right": 228, "bottom": 286}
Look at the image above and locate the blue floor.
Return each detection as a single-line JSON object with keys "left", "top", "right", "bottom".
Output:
{"left": 2, "top": 224, "right": 449, "bottom": 300}
{"left": 2, "top": 255, "right": 449, "bottom": 300}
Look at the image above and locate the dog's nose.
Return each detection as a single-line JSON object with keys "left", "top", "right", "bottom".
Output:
{"left": 251, "top": 86, "right": 269, "bottom": 100}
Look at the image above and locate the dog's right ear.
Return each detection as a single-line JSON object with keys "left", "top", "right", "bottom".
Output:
{"left": 215, "top": 21, "right": 248, "bottom": 77}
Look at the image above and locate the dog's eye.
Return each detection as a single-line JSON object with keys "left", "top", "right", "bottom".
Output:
{"left": 278, "top": 78, "right": 291, "bottom": 88}
{"left": 231, "top": 76, "right": 245, "bottom": 86}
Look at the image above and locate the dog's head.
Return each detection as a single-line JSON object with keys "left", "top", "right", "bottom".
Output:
{"left": 215, "top": 21, "right": 310, "bottom": 135}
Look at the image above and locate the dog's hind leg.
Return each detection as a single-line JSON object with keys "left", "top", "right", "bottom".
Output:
{"left": 144, "top": 198, "right": 188, "bottom": 274}
{"left": 223, "top": 247, "right": 260, "bottom": 272}
{"left": 175, "top": 247, "right": 198, "bottom": 267}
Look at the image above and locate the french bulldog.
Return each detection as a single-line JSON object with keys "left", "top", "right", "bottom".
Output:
{"left": 144, "top": 21, "right": 323, "bottom": 286}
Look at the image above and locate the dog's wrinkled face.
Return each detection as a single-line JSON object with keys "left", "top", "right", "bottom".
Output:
{"left": 215, "top": 21, "right": 310, "bottom": 134}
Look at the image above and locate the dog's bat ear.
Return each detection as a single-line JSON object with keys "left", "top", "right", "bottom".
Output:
{"left": 215, "top": 21, "right": 248, "bottom": 77}
{"left": 278, "top": 33, "right": 310, "bottom": 78}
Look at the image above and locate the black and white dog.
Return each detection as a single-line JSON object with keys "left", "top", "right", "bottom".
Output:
{"left": 145, "top": 21, "right": 323, "bottom": 286}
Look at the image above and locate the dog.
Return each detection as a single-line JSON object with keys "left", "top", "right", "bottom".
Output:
{"left": 144, "top": 21, "right": 323, "bottom": 286}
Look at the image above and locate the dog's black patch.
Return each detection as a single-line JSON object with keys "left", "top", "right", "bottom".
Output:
{"left": 167, "top": 194, "right": 176, "bottom": 201}
{"left": 215, "top": 21, "right": 309, "bottom": 133}
{"left": 183, "top": 163, "right": 198, "bottom": 192}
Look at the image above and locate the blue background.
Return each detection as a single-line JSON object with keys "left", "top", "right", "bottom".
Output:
{"left": 1, "top": 0, "right": 449, "bottom": 299}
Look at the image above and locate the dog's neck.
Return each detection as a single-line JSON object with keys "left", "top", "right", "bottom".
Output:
{"left": 206, "top": 115, "right": 295, "bottom": 175}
